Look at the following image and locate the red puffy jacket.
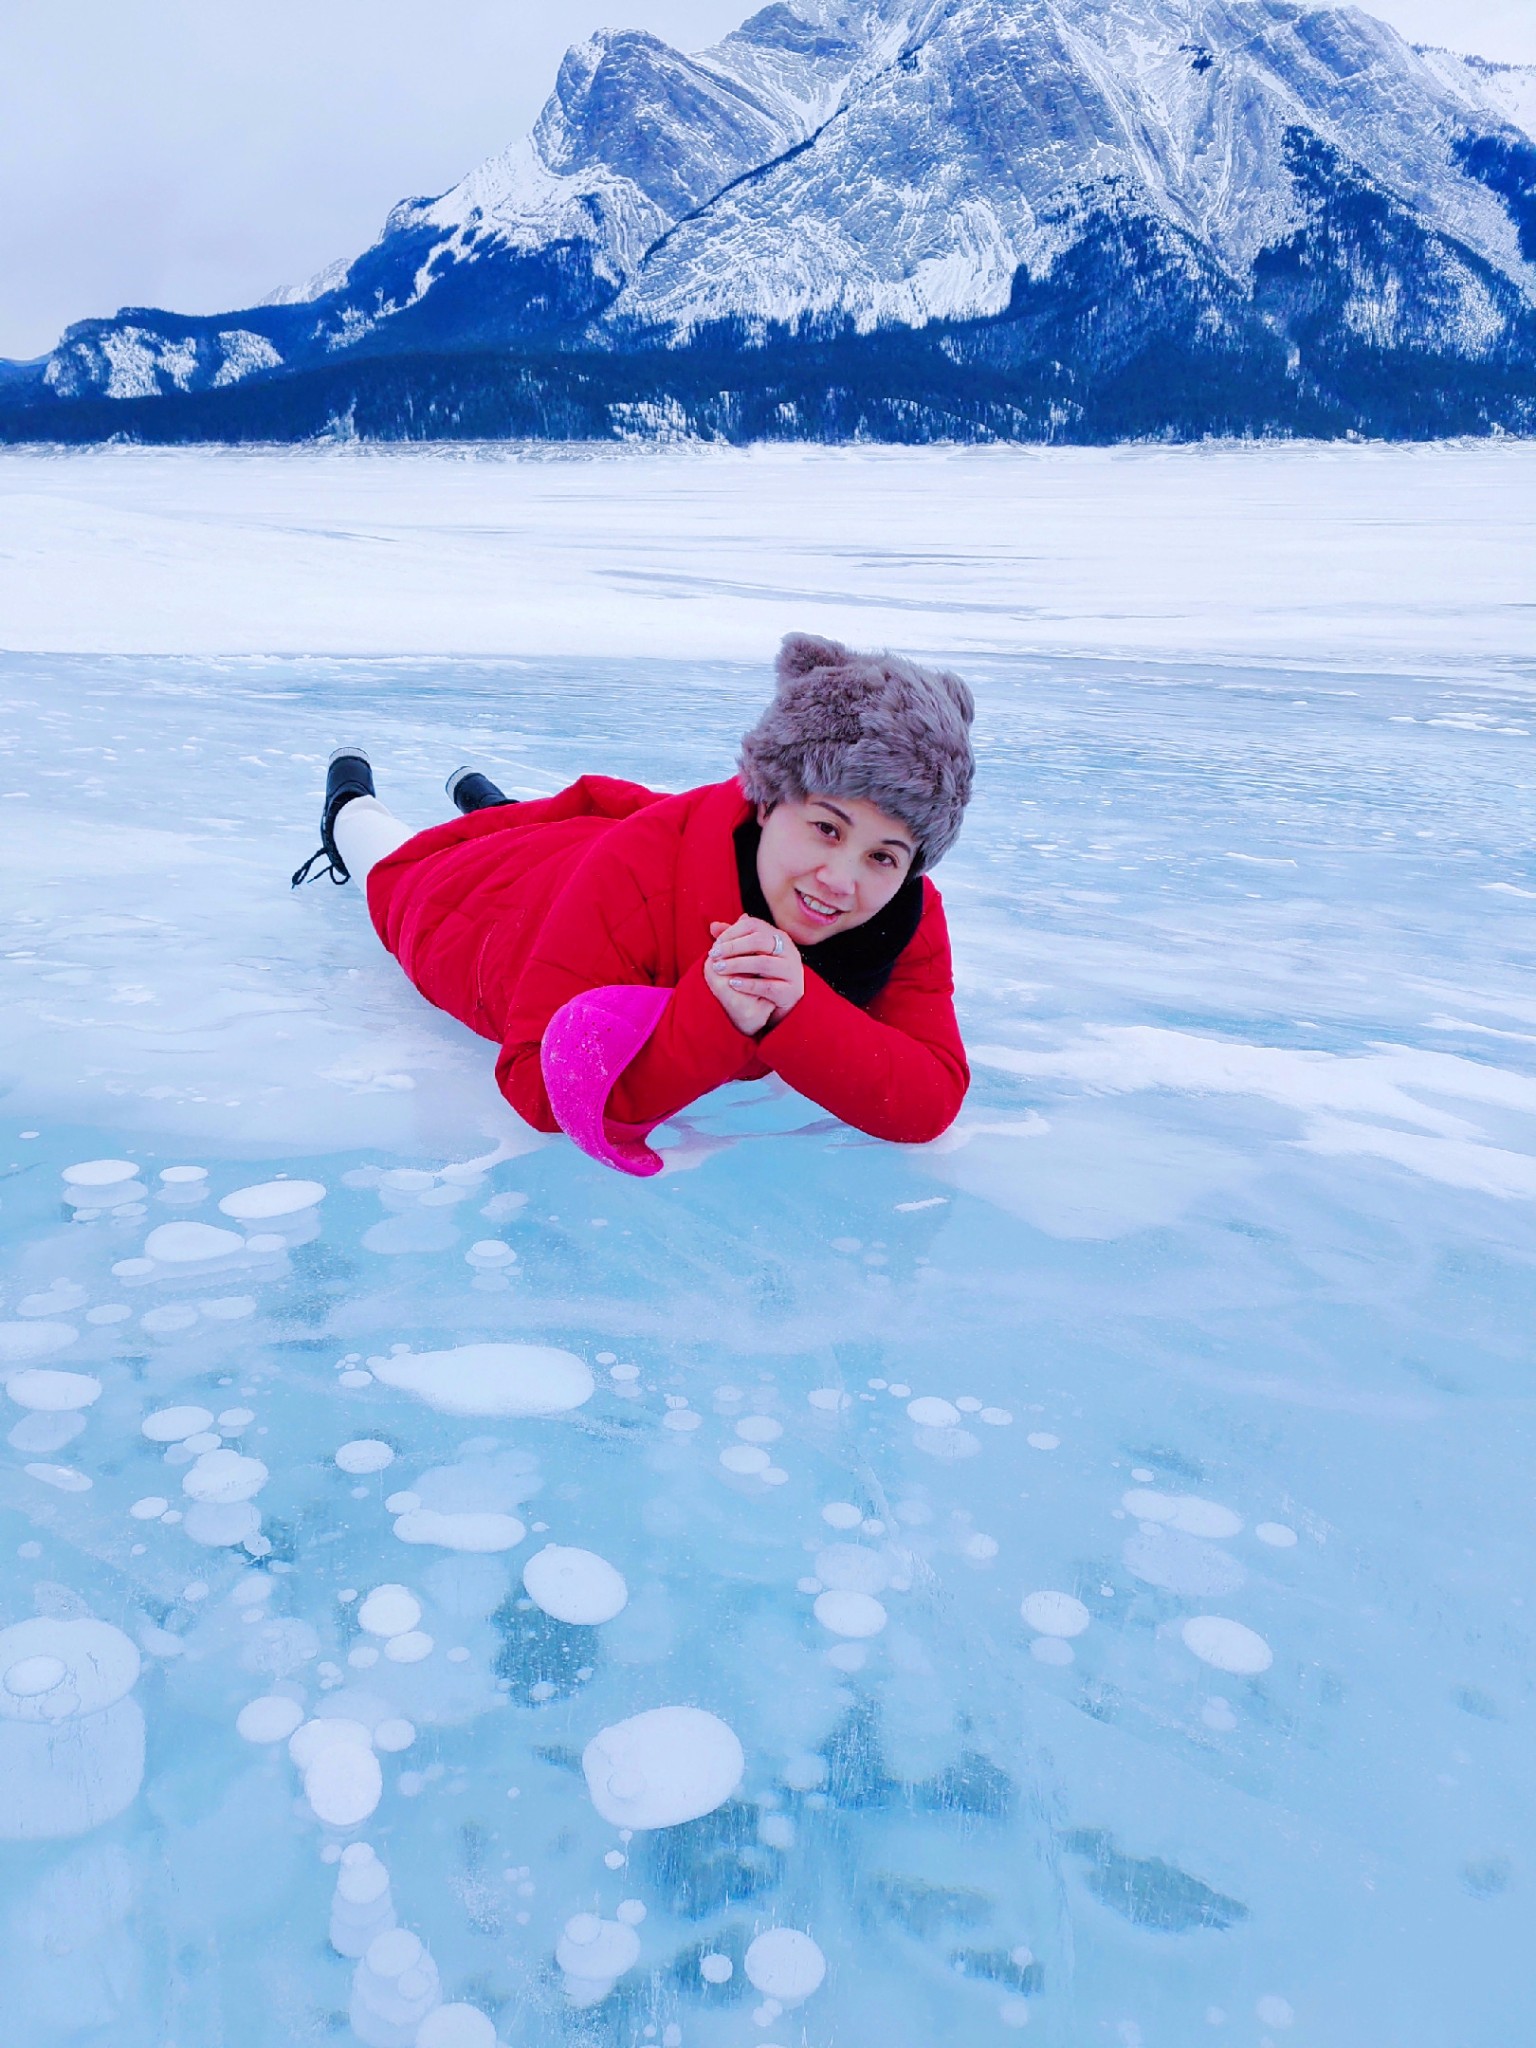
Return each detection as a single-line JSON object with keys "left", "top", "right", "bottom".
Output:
{"left": 366, "top": 774, "right": 968, "bottom": 1143}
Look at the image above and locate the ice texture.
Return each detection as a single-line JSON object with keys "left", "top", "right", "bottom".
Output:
{"left": 0, "top": 451, "right": 1532, "bottom": 2041}
{"left": 370, "top": 1343, "right": 593, "bottom": 1417}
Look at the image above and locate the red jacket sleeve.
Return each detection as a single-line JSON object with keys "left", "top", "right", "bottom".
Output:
{"left": 494, "top": 841, "right": 756, "bottom": 1134}
{"left": 755, "top": 889, "right": 969, "bottom": 1143}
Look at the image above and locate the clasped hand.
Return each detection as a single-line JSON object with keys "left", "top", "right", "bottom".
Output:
{"left": 704, "top": 915, "right": 805, "bottom": 1035}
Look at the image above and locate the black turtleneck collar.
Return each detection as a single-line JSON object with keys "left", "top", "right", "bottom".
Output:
{"left": 734, "top": 816, "right": 923, "bottom": 1010}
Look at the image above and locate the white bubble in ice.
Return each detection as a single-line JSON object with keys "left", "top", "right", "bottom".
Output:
{"left": 373, "top": 1718, "right": 415, "bottom": 1753}
{"left": 393, "top": 1510, "right": 526, "bottom": 1553}
{"left": 219, "top": 1179, "right": 326, "bottom": 1221}
{"left": 62, "top": 1159, "right": 139, "bottom": 1187}
{"left": 965, "top": 1533, "right": 1000, "bottom": 1561}
{"left": 1182, "top": 1616, "right": 1273, "bottom": 1675}
{"left": 26, "top": 1463, "right": 91, "bottom": 1492}
{"left": 0, "top": 1618, "right": 144, "bottom": 1838}
{"left": 661, "top": 1409, "right": 701, "bottom": 1432}
{"left": 17, "top": 1283, "right": 89, "bottom": 1317}
{"left": 1168, "top": 1498, "right": 1243, "bottom": 1539}
{"left": 6, "top": 1369, "right": 101, "bottom": 1412}
{"left": 159, "top": 1166, "right": 208, "bottom": 1185}
{"left": 370, "top": 1342, "right": 593, "bottom": 1417}
{"left": 357, "top": 1586, "right": 422, "bottom": 1638}
{"left": 1255, "top": 1522, "right": 1298, "bottom": 1548}
{"left": 814, "top": 1546, "right": 890, "bottom": 1595}
{"left": 1026, "top": 1432, "right": 1061, "bottom": 1451}
{"left": 129, "top": 1496, "right": 169, "bottom": 1520}
{"left": 141, "top": 1305, "right": 200, "bottom": 1336}
{"left": 307, "top": 1742, "right": 383, "bottom": 1826}
{"left": 384, "top": 1631, "right": 433, "bottom": 1664}
{"left": 1123, "top": 1529, "right": 1246, "bottom": 1599}
{"left": 183, "top": 1449, "right": 268, "bottom": 1504}
{"left": 720, "top": 1445, "right": 771, "bottom": 1475}
{"left": 1256, "top": 1995, "right": 1295, "bottom": 2028}
{"left": 144, "top": 1221, "right": 245, "bottom": 1264}
{"left": 385, "top": 1492, "right": 421, "bottom": 1514}
{"left": 217, "top": 1408, "right": 255, "bottom": 1429}
{"left": 980, "top": 1407, "right": 1013, "bottom": 1426}
{"left": 557, "top": 1912, "right": 641, "bottom": 1985}
{"left": 745, "top": 1929, "right": 826, "bottom": 2003}
{"left": 143, "top": 1406, "right": 216, "bottom": 1443}
{"left": 699, "top": 1954, "right": 734, "bottom": 1984}
{"left": 906, "top": 1396, "right": 959, "bottom": 1428}
{"left": 807, "top": 1389, "right": 850, "bottom": 1411}
{"left": 820, "top": 1502, "right": 862, "bottom": 1529}
{"left": 0, "top": 1322, "right": 78, "bottom": 1364}
{"left": 615, "top": 1898, "right": 646, "bottom": 1925}
{"left": 1030, "top": 1636, "right": 1074, "bottom": 1666}
{"left": 813, "top": 1591, "right": 887, "bottom": 1639}
{"left": 583, "top": 1706, "right": 744, "bottom": 1830}
{"left": 1201, "top": 1697, "right": 1238, "bottom": 1732}
{"left": 1123, "top": 1490, "right": 1241, "bottom": 1538}
{"left": 523, "top": 1545, "right": 629, "bottom": 1625}
{"left": 289, "top": 1717, "right": 374, "bottom": 1769}
{"left": 352, "top": 1928, "right": 440, "bottom": 2043}
{"left": 913, "top": 1425, "right": 980, "bottom": 1461}
{"left": 736, "top": 1415, "right": 783, "bottom": 1443}
{"left": 201, "top": 1296, "right": 257, "bottom": 1321}
{"left": 1021, "top": 1591, "right": 1090, "bottom": 1638}
{"left": 417, "top": 2006, "right": 499, "bottom": 2048}
{"left": 86, "top": 1305, "right": 131, "bottom": 1326}
{"left": 335, "top": 1440, "right": 395, "bottom": 1475}
{"left": 236, "top": 1695, "right": 305, "bottom": 1743}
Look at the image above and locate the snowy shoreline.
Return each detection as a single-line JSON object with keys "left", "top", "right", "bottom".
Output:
{"left": 1, "top": 439, "right": 1531, "bottom": 672}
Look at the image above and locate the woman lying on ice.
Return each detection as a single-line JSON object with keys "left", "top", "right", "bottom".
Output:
{"left": 292, "top": 633, "right": 975, "bottom": 1177}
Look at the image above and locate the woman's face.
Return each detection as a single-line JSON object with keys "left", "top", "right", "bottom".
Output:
{"left": 755, "top": 794, "right": 916, "bottom": 946}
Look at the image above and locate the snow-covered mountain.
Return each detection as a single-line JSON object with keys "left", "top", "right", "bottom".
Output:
{"left": 7, "top": 0, "right": 1536, "bottom": 442}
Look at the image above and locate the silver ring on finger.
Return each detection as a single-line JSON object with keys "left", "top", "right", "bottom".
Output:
{"left": 772, "top": 930, "right": 784, "bottom": 955}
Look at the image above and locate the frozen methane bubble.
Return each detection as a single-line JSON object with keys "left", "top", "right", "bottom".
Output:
{"left": 384, "top": 1632, "right": 433, "bottom": 1664}
{"left": 906, "top": 1396, "right": 960, "bottom": 1428}
{"left": 417, "top": 2006, "right": 499, "bottom": 2048}
{"left": 557, "top": 1913, "right": 642, "bottom": 2004}
{"left": 336, "top": 1440, "right": 396, "bottom": 1475}
{"left": 392, "top": 1509, "right": 525, "bottom": 1553}
{"left": 1122, "top": 1490, "right": 1243, "bottom": 1538}
{"left": 219, "top": 1179, "right": 327, "bottom": 1220}
{"left": 330, "top": 1842, "right": 396, "bottom": 1958}
{"left": 350, "top": 1928, "right": 441, "bottom": 2048}
{"left": 370, "top": 1343, "right": 594, "bottom": 1417}
{"left": 6, "top": 1369, "right": 101, "bottom": 1411}
{"left": 0, "top": 1322, "right": 78, "bottom": 1365}
{"left": 184, "top": 1501, "right": 261, "bottom": 1547}
{"left": 358, "top": 1586, "right": 422, "bottom": 1638}
{"left": 814, "top": 1545, "right": 890, "bottom": 1594}
{"left": 1256, "top": 1522, "right": 1299, "bottom": 1548}
{"left": 583, "top": 1706, "right": 744, "bottom": 1830}
{"left": 142, "top": 1405, "right": 215, "bottom": 1442}
{"left": 745, "top": 1929, "right": 827, "bottom": 2004}
{"left": 159, "top": 1165, "right": 208, "bottom": 1184}
{"left": 814, "top": 1591, "right": 888, "bottom": 1639}
{"left": 62, "top": 1159, "right": 139, "bottom": 1187}
{"left": 236, "top": 1695, "right": 305, "bottom": 1743}
{"left": 1021, "top": 1592, "right": 1091, "bottom": 1638}
{"left": 305, "top": 1739, "right": 384, "bottom": 1826}
{"left": 0, "top": 1618, "right": 144, "bottom": 1839}
{"left": 523, "top": 1545, "right": 629, "bottom": 1625}
{"left": 144, "top": 1221, "right": 246, "bottom": 1263}
{"left": 182, "top": 1448, "right": 268, "bottom": 1503}
{"left": 1182, "top": 1616, "right": 1274, "bottom": 1675}
{"left": 821, "top": 1502, "right": 863, "bottom": 1530}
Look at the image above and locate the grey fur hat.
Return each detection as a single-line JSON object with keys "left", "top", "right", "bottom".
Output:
{"left": 737, "top": 633, "right": 976, "bottom": 871}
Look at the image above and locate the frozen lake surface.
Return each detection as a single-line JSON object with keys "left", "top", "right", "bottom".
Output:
{"left": 0, "top": 447, "right": 1534, "bottom": 2046}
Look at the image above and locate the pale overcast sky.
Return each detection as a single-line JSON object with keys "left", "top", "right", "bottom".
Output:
{"left": 1, "top": 0, "right": 1531, "bottom": 360}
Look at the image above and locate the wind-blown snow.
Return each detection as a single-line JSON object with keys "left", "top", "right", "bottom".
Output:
{"left": 0, "top": 439, "right": 1532, "bottom": 2039}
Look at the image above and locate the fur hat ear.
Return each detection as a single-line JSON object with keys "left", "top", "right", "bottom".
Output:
{"left": 776, "top": 632, "right": 847, "bottom": 681}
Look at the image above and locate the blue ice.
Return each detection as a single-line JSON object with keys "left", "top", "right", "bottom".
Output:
{"left": 1, "top": 651, "right": 1533, "bottom": 2045}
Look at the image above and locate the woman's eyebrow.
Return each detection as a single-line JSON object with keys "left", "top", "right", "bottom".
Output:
{"left": 813, "top": 800, "right": 912, "bottom": 851}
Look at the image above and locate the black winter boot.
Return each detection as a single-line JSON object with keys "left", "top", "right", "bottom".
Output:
{"left": 446, "top": 766, "right": 514, "bottom": 814}
{"left": 291, "top": 747, "right": 376, "bottom": 887}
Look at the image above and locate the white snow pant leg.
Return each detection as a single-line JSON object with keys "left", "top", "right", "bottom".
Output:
{"left": 333, "top": 796, "right": 414, "bottom": 883}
